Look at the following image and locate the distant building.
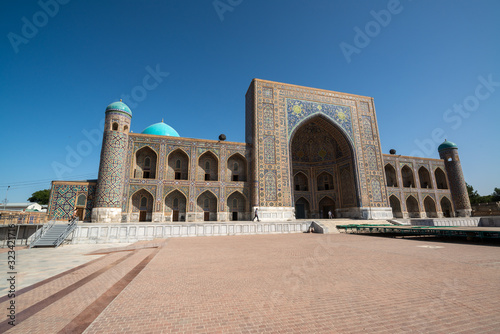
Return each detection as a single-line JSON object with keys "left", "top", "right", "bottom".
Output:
{"left": 47, "top": 79, "right": 471, "bottom": 222}
{"left": 1, "top": 202, "right": 47, "bottom": 212}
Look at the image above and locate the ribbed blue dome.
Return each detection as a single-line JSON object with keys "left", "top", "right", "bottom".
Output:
{"left": 106, "top": 101, "right": 132, "bottom": 116}
{"left": 141, "top": 121, "right": 180, "bottom": 137}
{"left": 438, "top": 140, "right": 458, "bottom": 152}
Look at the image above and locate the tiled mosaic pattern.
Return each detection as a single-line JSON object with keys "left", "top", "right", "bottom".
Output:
{"left": 48, "top": 183, "right": 96, "bottom": 220}
{"left": 249, "top": 80, "right": 389, "bottom": 211}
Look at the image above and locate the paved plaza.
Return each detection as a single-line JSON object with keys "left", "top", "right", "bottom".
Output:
{"left": 1, "top": 233, "right": 500, "bottom": 333}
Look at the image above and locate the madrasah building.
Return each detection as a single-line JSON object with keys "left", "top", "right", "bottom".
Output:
{"left": 47, "top": 79, "right": 472, "bottom": 223}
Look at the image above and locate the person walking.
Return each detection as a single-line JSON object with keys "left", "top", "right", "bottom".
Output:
{"left": 328, "top": 210, "right": 333, "bottom": 219}
{"left": 252, "top": 208, "right": 260, "bottom": 222}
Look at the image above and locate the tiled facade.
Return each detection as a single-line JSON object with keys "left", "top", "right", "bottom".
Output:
{"left": 48, "top": 79, "right": 467, "bottom": 222}
{"left": 382, "top": 155, "right": 455, "bottom": 218}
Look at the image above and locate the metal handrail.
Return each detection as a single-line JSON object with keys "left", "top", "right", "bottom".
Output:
{"left": 28, "top": 220, "right": 55, "bottom": 248}
{"left": 54, "top": 217, "right": 78, "bottom": 247}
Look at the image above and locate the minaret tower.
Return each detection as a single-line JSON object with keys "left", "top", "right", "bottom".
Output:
{"left": 91, "top": 100, "right": 132, "bottom": 223}
{"left": 438, "top": 140, "right": 472, "bottom": 217}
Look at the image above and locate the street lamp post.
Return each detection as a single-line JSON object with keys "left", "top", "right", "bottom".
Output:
{"left": 3, "top": 186, "right": 10, "bottom": 211}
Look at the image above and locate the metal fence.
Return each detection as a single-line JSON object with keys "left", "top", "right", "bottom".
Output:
{"left": 0, "top": 212, "right": 48, "bottom": 225}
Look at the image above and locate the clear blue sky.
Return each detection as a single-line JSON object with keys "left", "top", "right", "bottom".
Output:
{"left": 1, "top": 0, "right": 499, "bottom": 203}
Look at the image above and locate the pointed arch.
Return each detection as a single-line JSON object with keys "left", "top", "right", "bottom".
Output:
{"left": 401, "top": 165, "right": 415, "bottom": 188}
{"left": 389, "top": 195, "right": 402, "bottom": 218}
{"left": 317, "top": 171, "right": 334, "bottom": 191}
{"left": 295, "top": 197, "right": 310, "bottom": 219}
{"left": 165, "top": 190, "right": 187, "bottom": 222}
{"left": 198, "top": 151, "right": 219, "bottom": 181}
{"left": 227, "top": 153, "right": 247, "bottom": 182}
{"left": 76, "top": 193, "right": 87, "bottom": 207}
{"left": 418, "top": 167, "right": 433, "bottom": 189}
{"left": 440, "top": 196, "right": 453, "bottom": 217}
{"left": 289, "top": 114, "right": 360, "bottom": 212}
{"left": 168, "top": 148, "right": 189, "bottom": 180}
{"left": 227, "top": 190, "right": 247, "bottom": 221}
{"left": 130, "top": 188, "right": 154, "bottom": 222}
{"left": 318, "top": 196, "right": 335, "bottom": 219}
{"left": 196, "top": 190, "right": 218, "bottom": 221}
{"left": 424, "top": 196, "right": 437, "bottom": 218}
{"left": 293, "top": 171, "right": 309, "bottom": 191}
{"left": 384, "top": 164, "right": 398, "bottom": 187}
{"left": 134, "top": 146, "right": 158, "bottom": 179}
{"left": 406, "top": 195, "right": 420, "bottom": 218}
{"left": 435, "top": 167, "right": 448, "bottom": 189}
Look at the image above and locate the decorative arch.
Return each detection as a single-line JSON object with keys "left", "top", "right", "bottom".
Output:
{"left": 401, "top": 165, "right": 415, "bottom": 188}
{"left": 384, "top": 164, "right": 398, "bottom": 187}
{"left": 74, "top": 193, "right": 87, "bottom": 221}
{"left": 196, "top": 190, "right": 218, "bottom": 221}
{"left": 440, "top": 196, "right": 453, "bottom": 217}
{"left": 130, "top": 188, "right": 154, "bottom": 222}
{"left": 318, "top": 196, "right": 335, "bottom": 218}
{"left": 265, "top": 172, "right": 277, "bottom": 201}
{"left": 418, "top": 167, "right": 433, "bottom": 189}
{"left": 293, "top": 172, "right": 309, "bottom": 191}
{"left": 168, "top": 148, "right": 189, "bottom": 180}
{"left": 198, "top": 151, "right": 218, "bottom": 181}
{"left": 424, "top": 196, "right": 437, "bottom": 218}
{"left": 134, "top": 146, "right": 158, "bottom": 179}
{"left": 435, "top": 168, "right": 448, "bottom": 189}
{"left": 227, "top": 190, "right": 247, "bottom": 221}
{"left": 227, "top": 153, "right": 247, "bottom": 182}
{"left": 295, "top": 197, "right": 310, "bottom": 219}
{"left": 263, "top": 137, "right": 275, "bottom": 164}
{"left": 365, "top": 146, "right": 378, "bottom": 171}
{"left": 112, "top": 122, "right": 119, "bottom": 131}
{"left": 371, "top": 179, "right": 382, "bottom": 202}
{"left": 406, "top": 195, "right": 420, "bottom": 218}
{"left": 317, "top": 172, "right": 334, "bottom": 191}
{"left": 289, "top": 114, "right": 360, "bottom": 212}
{"left": 389, "top": 195, "right": 403, "bottom": 218}
{"left": 164, "top": 190, "right": 187, "bottom": 222}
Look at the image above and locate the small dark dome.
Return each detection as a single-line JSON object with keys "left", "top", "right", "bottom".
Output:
{"left": 219, "top": 134, "right": 226, "bottom": 141}
{"left": 389, "top": 149, "right": 396, "bottom": 155}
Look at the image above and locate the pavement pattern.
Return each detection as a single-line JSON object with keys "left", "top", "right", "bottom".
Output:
{"left": 1, "top": 233, "right": 500, "bottom": 333}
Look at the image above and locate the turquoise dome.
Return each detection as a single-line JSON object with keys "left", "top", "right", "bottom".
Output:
{"left": 141, "top": 121, "right": 180, "bottom": 137}
{"left": 106, "top": 101, "right": 132, "bottom": 116}
{"left": 438, "top": 139, "right": 458, "bottom": 152}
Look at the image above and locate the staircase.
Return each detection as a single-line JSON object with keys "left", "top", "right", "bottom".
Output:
{"left": 30, "top": 219, "right": 78, "bottom": 248}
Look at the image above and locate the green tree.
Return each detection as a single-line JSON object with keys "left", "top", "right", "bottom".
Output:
{"left": 27, "top": 189, "right": 51, "bottom": 205}
{"left": 491, "top": 188, "right": 500, "bottom": 202}
{"left": 467, "top": 183, "right": 481, "bottom": 204}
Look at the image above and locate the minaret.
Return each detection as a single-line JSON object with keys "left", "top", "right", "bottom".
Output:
{"left": 91, "top": 100, "right": 132, "bottom": 223}
{"left": 438, "top": 140, "right": 472, "bottom": 217}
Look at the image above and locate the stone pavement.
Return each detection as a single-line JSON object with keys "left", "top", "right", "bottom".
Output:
{"left": 1, "top": 234, "right": 500, "bottom": 333}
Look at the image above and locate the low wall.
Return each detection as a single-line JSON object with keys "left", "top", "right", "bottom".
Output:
{"left": 70, "top": 221, "right": 310, "bottom": 244}
{"left": 410, "top": 217, "right": 481, "bottom": 227}
{"left": 397, "top": 217, "right": 500, "bottom": 227}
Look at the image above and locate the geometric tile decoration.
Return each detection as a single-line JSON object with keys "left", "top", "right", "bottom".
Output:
{"left": 286, "top": 98, "right": 353, "bottom": 141}
{"left": 47, "top": 79, "right": 465, "bottom": 222}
